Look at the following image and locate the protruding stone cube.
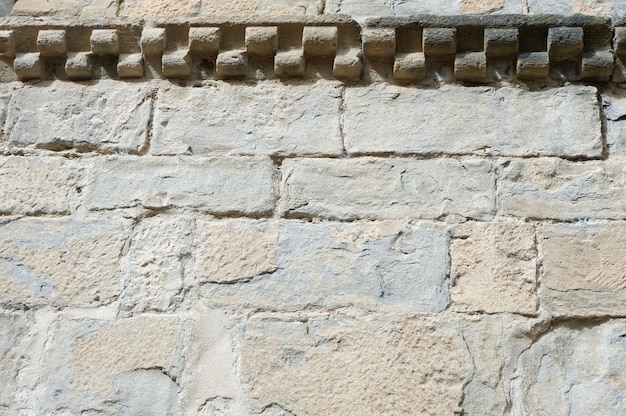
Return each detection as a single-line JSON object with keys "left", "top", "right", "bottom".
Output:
{"left": 189, "top": 27, "right": 220, "bottom": 53}
{"left": 454, "top": 52, "right": 487, "bottom": 80}
{"left": 141, "top": 28, "right": 167, "bottom": 55}
{"left": 274, "top": 50, "right": 305, "bottom": 77}
{"left": 548, "top": 27, "right": 583, "bottom": 57}
{"left": 362, "top": 28, "right": 396, "bottom": 58}
{"left": 393, "top": 52, "right": 425, "bottom": 81}
{"left": 245, "top": 26, "right": 278, "bottom": 55}
{"left": 216, "top": 50, "right": 248, "bottom": 78}
{"left": 13, "top": 53, "right": 42, "bottom": 80}
{"left": 162, "top": 50, "right": 191, "bottom": 79}
{"left": 302, "top": 26, "right": 338, "bottom": 56}
{"left": 615, "top": 27, "right": 626, "bottom": 56}
{"left": 580, "top": 51, "right": 613, "bottom": 81}
{"left": 0, "top": 31, "right": 14, "bottom": 55}
{"left": 517, "top": 51, "right": 549, "bottom": 79}
{"left": 333, "top": 48, "right": 361, "bottom": 80}
{"left": 423, "top": 28, "right": 457, "bottom": 55}
{"left": 65, "top": 52, "right": 92, "bottom": 79}
{"left": 484, "top": 28, "right": 519, "bottom": 57}
{"left": 37, "top": 30, "right": 66, "bottom": 57}
{"left": 117, "top": 53, "right": 144, "bottom": 78}
{"left": 90, "top": 29, "right": 119, "bottom": 55}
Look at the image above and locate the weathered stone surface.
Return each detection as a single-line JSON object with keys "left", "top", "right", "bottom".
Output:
{"left": 5, "top": 81, "right": 152, "bottom": 153}
{"left": 344, "top": 85, "right": 602, "bottom": 158}
{"left": 451, "top": 221, "right": 538, "bottom": 314}
{"left": 0, "top": 216, "right": 130, "bottom": 309}
{"left": 153, "top": 81, "right": 342, "bottom": 156}
{"left": 120, "top": 0, "right": 200, "bottom": 17}
{"left": 0, "top": 157, "right": 84, "bottom": 215}
{"left": 84, "top": 156, "right": 276, "bottom": 215}
{"left": 511, "top": 320, "right": 626, "bottom": 415}
{"left": 498, "top": 159, "right": 626, "bottom": 220}
{"left": 324, "top": 0, "right": 523, "bottom": 15}
{"left": 280, "top": 157, "right": 495, "bottom": 220}
{"left": 539, "top": 222, "right": 626, "bottom": 317}
{"left": 0, "top": 312, "right": 27, "bottom": 410}
{"left": 34, "top": 315, "right": 182, "bottom": 415}
{"left": 241, "top": 313, "right": 471, "bottom": 415}
{"left": 528, "top": 0, "right": 612, "bottom": 15}
{"left": 202, "top": 0, "right": 323, "bottom": 15}
{"left": 201, "top": 220, "right": 450, "bottom": 312}
{"left": 12, "top": 0, "right": 117, "bottom": 18}
{"left": 603, "top": 86, "right": 626, "bottom": 155}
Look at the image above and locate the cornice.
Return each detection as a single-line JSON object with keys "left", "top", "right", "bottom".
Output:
{"left": 0, "top": 14, "right": 623, "bottom": 83}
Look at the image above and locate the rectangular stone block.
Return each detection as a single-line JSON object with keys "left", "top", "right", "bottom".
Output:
{"left": 0, "top": 157, "right": 84, "bottom": 215}
{"left": 200, "top": 220, "right": 449, "bottom": 312}
{"left": 280, "top": 157, "right": 495, "bottom": 220}
{"left": 498, "top": 159, "right": 626, "bottom": 221}
{"left": 5, "top": 81, "right": 152, "bottom": 153}
{"left": 0, "top": 312, "right": 27, "bottom": 408}
{"left": 153, "top": 81, "right": 343, "bottom": 156}
{"left": 344, "top": 84, "right": 602, "bottom": 158}
{"left": 0, "top": 216, "right": 131, "bottom": 309}
{"left": 451, "top": 221, "right": 537, "bottom": 314}
{"left": 539, "top": 223, "right": 626, "bottom": 317}
{"left": 84, "top": 156, "right": 276, "bottom": 215}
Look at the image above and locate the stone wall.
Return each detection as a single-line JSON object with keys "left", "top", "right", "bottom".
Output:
{"left": 1, "top": 1, "right": 626, "bottom": 415}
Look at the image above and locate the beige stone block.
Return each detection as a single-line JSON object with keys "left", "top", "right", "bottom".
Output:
{"left": 37, "top": 30, "right": 66, "bottom": 57}
{"left": 280, "top": 157, "right": 495, "bottom": 220}
{"left": 454, "top": 51, "right": 487, "bottom": 80}
{"left": 90, "top": 29, "right": 119, "bottom": 55}
{"left": 0, "top": 312, "right": 28, "bottom": 408}
{"left": 362, "top": 28, "right": 396, "bottom": 58}
{"left": 460, "top": 0, "right": 503, "bottom": 12}
{"left": 13, "top": 53, "right": 41, "bottom": 81}
{"left": 11, "top": 0, "right": 51, "bottom": 16}
{"left": 539, "top": 223, "right": 626, "bottom": 317}
{"left": 393, "top": 52, "right": 425, "bottom": 81}
{"left": 274, "top": 49, "right": 305, "bottom": 77}
{"left": 0, "top": 157, "right": 83, "bottom": 215}
{"left": 189, "top": 27, "right": 220, "bottom": 53}
{"left": 120, "top": 0, "right": 200, "bottom": 17}
{"left": 302, "top": 26, "right": 338, "bottom": 56}
{"left": 245, "top": 26, "right": 277, "bottom": 55}
{"left": 162, "top": 49, "right": 191, "bottom": 79}
{"left": 423, "top": 28, "right": 457, "bottom": 55}
{"left": 451, "top": 221, "right": 538, "bottom": 314}
{"left": 333, "top": 48, "right": 362, "bottom": 79}
{"left": 0, "top": 31, "right": 14, "bottom": 55}
{"left": 141, "top": 28, "right": 166, "bottom": 56}
{"left": 216, "top": 50, "right": 248, "bottom": 78}
{"left": 201, "top": 0, "right": 256, "bottom": 15}
{"left": 0, "top": 216, "right": 130, "bottom": 309}
{"left": 64, "top": 52, "right": 92, "bottom": 79}
{"left": 117, "top": 53, "right": 144, "bottom": 78}
{"left": 499, "top": 159, "right": 626, "bottom": 221}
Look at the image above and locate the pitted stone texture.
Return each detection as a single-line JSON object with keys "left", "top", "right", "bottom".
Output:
{"left": 451, "top": 221, "right": 538, "bottom": 314}
{"left": 35, "top": 315, "right": 181, "bottom": 415}
{"left": 280, "top": 157, "right": 495, "bottom": 220}
{"left": 84, "top": 156, "right": 275, "bottom": 215}
{"left": 153, "top": 81, "right": 342, "bottom": 156}
{"left": 344, "top": 85, "right": 602, "bottom": 158}
{"left": 539, "top": 223, "right": 626, "bottom": 317}
{"left": 120, "top": 214, "right": 195, "bottom": 315}
{"left": 324, "top": 0, "right": 523, "bottom": 15}
{"left": 511, "top": 320, "right": 626, "bottom": 416}
{"left": 0, "top": 217, "right": 130, "bottom": 309}
{"left": 242, "top": 313, "right": 471, "bottom": 415}
{"left": 201, "top": 220, "right": 449, "bottom": 312}
{"left": 12, "top": 0, "right": 117, "bottom": 18}
{"left": 603, "top": 86, "right": 626, "bottom": 155}
{"left": 499, "top": 159, "right": 626, "bottom": 221}
{"left": 527, "top": 0, "right": 612, "bottom": 15}
{"left": 5, "top": 81, "right": 152, "bottom": 153}
{"left": 120, "top": 0, "right": 201, "bottom": 17}
{"left": 0, "top": 312, "right": 27, "bottom": 409}
{"left": 0, "top": 157, "right": 84, "bottom": 215}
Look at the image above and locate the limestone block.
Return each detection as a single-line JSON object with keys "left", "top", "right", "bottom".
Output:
{"left": 280, "top": 157, "right": 495, "bottom": 220}
{"left": 517, "top": 51, "right": 549, "bottom": 79}
{"left": 527, "top": 0, "right": 612, "bottom": 15}
{"left": 141, "top": 28, "right": 166, "bottom": 56}
{"left": 274, "top": 49, "right": 305, "bottom": 77}
{"left": 548, "top": 26, "right": 584, "bottom": 58}
{"left": 37, "top": 30, "right": 66, "bottom": 57}
{"left": 90, "top": 29, "right": 119, "bottom": 56}
{"left": 245, "top": 26, "right": 278, "bottom": 55}
{"left": 13, "top": 53, "right": 41, "bottom": 80}
{"left": 84, "top": 156, "right": 276, "bottom": 215}
{"left": 362, "top": 28, "right": 396, "bottom": 58}
{"left": 454, "top": 51, "right": 487, "bottom": 80}
{"left": 0, "top": 216, "right": 130, "bottom": 309}
{"left": 324, "top": 0, "right": 395, "bottom": 15}
{"left": 6, "top": 80, "right": 152, "bottom": 153}
{"left": 498, "top": 159, "right": 626, "bottom": 220}
{"left": 0, "top": 313, "right": 27, "bottom": 408}
{"left": 616, "top": 27, "right": 626, "bottom": 57}
{"left": 0, "top": 31, "right": 14, "bottom": 55}
{"left": 64, "top": 52, "right": 92, "bottom": 79}
{"left": 423, "top": 27, "right": 457, "bottom": 55}
{"left": 538, "top": 223, "right": 626, "bottom": 317}
{"left": 202, "top": 220, "right": 449, "bottom": 312}
{"left": 241, "top": 314, "right": 471, "bottom": 415}
{"left": 0, "top": 157, "right": 83, "bottom": 215}
{"left": 162, "top": 50, "right": 191, "bottom": 79}
{"left": 580, "top": 51, "right": 614, "bottom": 81}
{"left": 117, "top": 53, "right": 144, "bottom": 78}
{"left": 35, "top": 316, "right": 182, "bottom": 415}
{"left": 393, "top": 52, "right": 425, "bottom": 81}
{"left": 343, "top": 84, "right": 601, "bottom": 158}
{"left": 216, "top": 50, "right": 248, "bottom": 78}
{"left": 511, "top": 320, "right": 626, "bottom": 415}
{"left": 189, "top": 27, "right": 220, "bottom": 54}
{"left": 333, "top": 47, "right": 362, "bottom": 79}
{"left": 302, "top": 26, "right": 338, "bottom": 56}
{"left": 603, "top": 86, "right": 626, "bottom": 154}
{"left": 152, "top": 80, "right": 342, "bottom": 156}
{"left": 484, "top": 28, "right": 519, "bottom": 56}
{"left": 450, "top": 221, "right": 538, "bottom": 314}
{"left": 120, "top": 214, "right": 194, "bottom": 315}
{"left": 121, "top": 0, "right": 200, "bottom": 17}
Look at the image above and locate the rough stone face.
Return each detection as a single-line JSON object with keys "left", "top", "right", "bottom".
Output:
{"left": 201, "top": 220, "right": 450, "bottom": 312}
{"left": 344, "top": 85, "right": 602, "bottom": 158}
{"left": 280, "top": 157, "right": 495, "bottom": 220}
{"left": 539, "top": 222, "right": 626, "bottom": 317}
{"left": 0, "top": 216, "right": 130, "bottom": 309}
{"left": 0, "top": 157, "right": 84, "bottom": 215}
{"left": 498, "top": 159, "right": 626, "bottom": 221}
{"left": 153, "top": 81, "right": 342, "bottom": 156}
{"left": 451, "top": 221, "right": 538, "bottom": 314}
{"left": 5, "top": 81, "right": 152, "bottom": 153}
{"left": 84, "top": 156, "right": 276, "bottom": 215}
{"left": 0, "top": 312, "right": 27, "bottom": 410}
{"left": 241, "top": 313, "right": 471, "bottom": 415}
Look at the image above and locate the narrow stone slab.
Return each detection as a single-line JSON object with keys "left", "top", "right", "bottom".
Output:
{"left": 498, "top": 159, "right": 626, "bottom": 220}
{"left": 344, "top": 84, "right": 602, "bottom": 158}
{"left": 280, "top": 157, "right": 495, "bottom": 220}
{"left": 152, "top": 81, "right": 343, "bottom": 156}
{"left": 539, "top": 222, "right": 626, "bottom": 317}
{"left": 84, "top": 156, "right": 276, "bottom": 215}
